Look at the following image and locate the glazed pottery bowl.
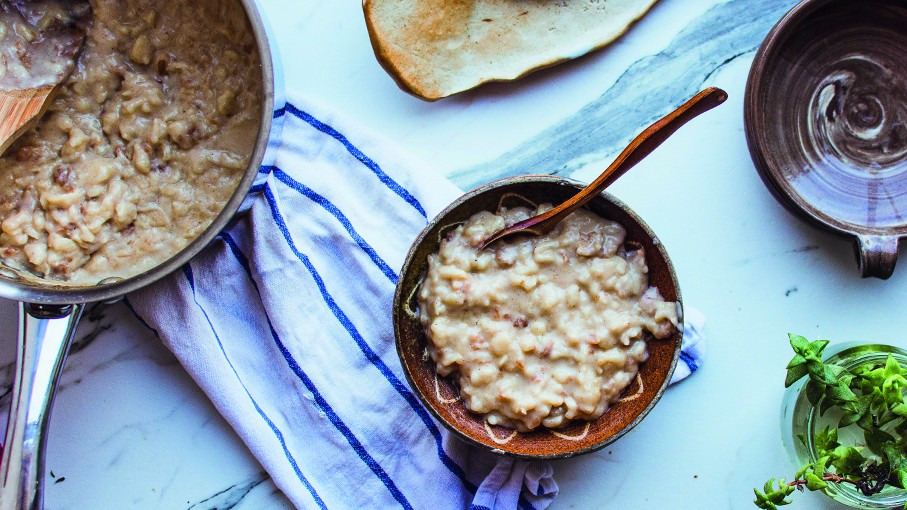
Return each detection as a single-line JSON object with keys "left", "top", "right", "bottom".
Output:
{"left": 744, "top": 0, "right": 907, "bottom": 279}
{"left": 392, "top": 175, "right": 683, "bottom": 459}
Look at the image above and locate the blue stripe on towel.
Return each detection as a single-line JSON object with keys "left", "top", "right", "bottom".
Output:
{"left": 207, "top": 233, "right": 413, "bottom": 510}
{"left": 271, "top": 166, "right": 397, "bottom": 283}
{"left": 679, "top": 351, "right": 698, "bottom": 373}
{"left": 473, "top": 502, "right": 535, "bottom": 510}
{"left": 282, "top": 102, "right": 427, "bottom": 219}
{"left": 181, "top": 265, "right": 328, "bottom": 510}
{"left": 257, "top": 187, "right": 477, "bottom": 495}
{"left": 121, "top": 297, "right": 160, "bottom": 339}
{"left": 519, "top": 496, "right": 537, "bottom": 510}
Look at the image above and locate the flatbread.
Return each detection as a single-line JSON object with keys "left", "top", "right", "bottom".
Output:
{"left": 363, "top": 0, "right": 659, "bottom": 101}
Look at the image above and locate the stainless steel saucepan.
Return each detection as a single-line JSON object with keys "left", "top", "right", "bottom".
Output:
{"left": 0, "top": 2, "right": 278, "bottom": 508}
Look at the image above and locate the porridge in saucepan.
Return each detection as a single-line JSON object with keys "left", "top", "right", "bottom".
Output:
{"left": 0, "top": 0, "right": 262, "bottom": 284}
{"left": 418, "top": 205, "right": 678, "bottom": 432}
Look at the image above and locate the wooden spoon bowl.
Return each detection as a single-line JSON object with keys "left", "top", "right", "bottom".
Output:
{"left": 0, "top": 86, "right": 58, "bottom": 155}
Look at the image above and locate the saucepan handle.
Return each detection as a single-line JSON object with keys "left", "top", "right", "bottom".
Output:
{"left": 0, "top": 303, "right": 84, "bottom": 510}
{"left": 854, "top": 235, "right": 899, "bottom": 280}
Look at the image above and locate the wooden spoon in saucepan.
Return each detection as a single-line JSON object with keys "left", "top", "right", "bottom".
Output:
{"left": 479, "top": 87, "right": 728, "bottom": 250}
{"left": 0, "top": 2, "right": 91, "bottom": 155}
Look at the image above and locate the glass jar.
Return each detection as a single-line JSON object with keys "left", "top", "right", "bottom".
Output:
{"left": 780, "top": 342, "right": 907, "bottom": 509}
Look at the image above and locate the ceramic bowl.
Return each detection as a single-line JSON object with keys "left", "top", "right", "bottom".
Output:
{"left": 744, "top": 0, "right": 907, "bottom": 279}
{"left": 392, "top": 175, "right": 683, "bottom": 459}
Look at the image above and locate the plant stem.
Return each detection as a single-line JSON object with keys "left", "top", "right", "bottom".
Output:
{"left": 786, "top": 474, "right": 857, "bottom": 488}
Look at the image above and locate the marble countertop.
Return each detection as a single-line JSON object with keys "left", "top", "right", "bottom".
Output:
{"left": 3, "top": 0, "right": 906, "bottom": 508}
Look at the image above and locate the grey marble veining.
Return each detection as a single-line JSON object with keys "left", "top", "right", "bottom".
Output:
{"left": 732, "top": 243, "right": 821, "bottom": 268}
{"left": 187, "top": 472, "right": 266, "bottom": 509}
{"left": 450, "top": 0, "right": 800, "bottom": 189}
{"left": 186, "top": 471, "right": 287, "bottom": 510}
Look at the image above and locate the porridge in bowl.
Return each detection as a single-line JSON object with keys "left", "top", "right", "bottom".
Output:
{"left": 0, "top": 0, "right": 262, "bottom": 284}
{"left": 417, "top": 204, "right": 678, "bottom": 432}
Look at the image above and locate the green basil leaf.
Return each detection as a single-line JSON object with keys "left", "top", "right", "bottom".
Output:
{"left": 807, "top": 339, "right": 829, "bottom": 357}
{"left": 820, "top": 395, "right": 837, "bottom": 416}
{"left": 827, "top": 382, "right": 857, "bottom": 402}
{"left": 787, "top": 354, "right": 807, "bottom": 369}
{"left": 785, "top": 363, "right": 810, "bottom": 387}
{"left": 830, "top": 446, "right": 866, "bottom": 474}
{"left": 883, "top": 446, "right": 907, "bottom": 489}
{"left": 885, "top": 354, "right": 901, "bottom": 379}
{"left": 894, "top": 468, "right": 907, "bottom": 491}
{"left": 806, "top": 380, "right": 825, "bottom": 406}
{"left": 788, "top": 334, "right": 810, "bottom": 353}
{"left": 838, "top": 408, "right": 862, "bottom": 428}
{"left": 814, "top": 426, "right": 839, "bottom": 453}
{"left": 805, "top": 473, "right": 828, "bottom": 491}
{"left": 755, "top": 479, "right": 794, "bottom": 509}
{"left": 865, "top": 428, "right": 896, "bottom": 456}
{"left": 817, "top": 365, "right": 841, "bottom": 385}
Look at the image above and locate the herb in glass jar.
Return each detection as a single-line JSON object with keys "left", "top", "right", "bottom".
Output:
{"left": 755, "top": 335, "right": 907, "bottom": 510}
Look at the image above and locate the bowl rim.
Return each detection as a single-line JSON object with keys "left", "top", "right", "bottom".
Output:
{"left": 393, "top": 174, "right": 683, "bottom": 459}
{"left": 743, "top": 0, "right": 907, "bottom": 239}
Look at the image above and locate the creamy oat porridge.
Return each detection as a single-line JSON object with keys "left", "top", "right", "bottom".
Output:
{"left": 0, "top": 0, "right": 262, "bottom": 284}
{"left": 418, "top": 204, "right": 678, "bottom": 432}
{"left": 0, "top": 1, "right": 88, "bottom": 91}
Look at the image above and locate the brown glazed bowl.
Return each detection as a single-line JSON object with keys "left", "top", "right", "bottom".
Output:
{"left": 745, "top": 0, "right": 907, "bottom": 279}
{"left": 393, "top": 175, "right": 683, "bottom": 459}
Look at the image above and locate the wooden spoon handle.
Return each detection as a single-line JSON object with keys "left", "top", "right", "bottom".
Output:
{"left": 480, "top": 87, "right": 728, "bottom": 248}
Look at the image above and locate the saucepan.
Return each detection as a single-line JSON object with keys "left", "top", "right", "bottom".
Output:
{"left": 0, "top": 2, "right": 281, "bottom": 508}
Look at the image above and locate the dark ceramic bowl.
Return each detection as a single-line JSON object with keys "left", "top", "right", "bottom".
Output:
{"left": 744, "top": 0, "right": 907, "bottom": 279}
{"left": 393, "top": 175, "right": 683, "bottom": 459}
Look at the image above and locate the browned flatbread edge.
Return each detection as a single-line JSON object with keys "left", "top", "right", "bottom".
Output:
{"left": 362, "top": 0, "right": 430, "bottom": 100}
{"left": 362, "top": 0, "right": 660, "bottom": 101}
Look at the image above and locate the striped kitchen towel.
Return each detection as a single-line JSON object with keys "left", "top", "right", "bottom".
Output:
{"left": 126, "top": 93, "right": 705, "bottom": 510}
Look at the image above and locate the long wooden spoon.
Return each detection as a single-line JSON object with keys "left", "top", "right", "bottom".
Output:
{"left": 0, "top": 2, "right": 90, "bottom": 155}
{"left": 479, "top": 87, "right": 728, "bottom": 250}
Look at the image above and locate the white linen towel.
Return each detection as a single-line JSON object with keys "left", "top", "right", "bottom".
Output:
{"left": 126, "top": 93, "right": 705, "bottom": 510}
